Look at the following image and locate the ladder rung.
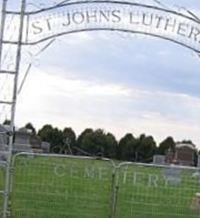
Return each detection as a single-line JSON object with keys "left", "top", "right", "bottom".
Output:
{"left": 0, "top": 70, "right": 16, "bottom": 75}
{"left": 5, "top": 10, "right": 20, "bottom": 15}
{"left": 0, "top": 100, "right": 13, "bottom": 105}
{"left": 2, "top": 40, "right": 18, "bottom": 45}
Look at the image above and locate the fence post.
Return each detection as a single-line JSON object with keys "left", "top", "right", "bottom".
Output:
{"left": 109, "top": 166, "right": 119, "bottom": 218}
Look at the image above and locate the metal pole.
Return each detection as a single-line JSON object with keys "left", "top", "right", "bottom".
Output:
{"left": 3, "top": 0, "right": 26, "bottom": 217}
{"left": 0, "top": 0, "right": 9, "bottom": 216}
{"left": 0, "top": 0, "right": 8, "bottom": 70}
{"left": 110, "top": 168, "right": 119, "bottom": 218}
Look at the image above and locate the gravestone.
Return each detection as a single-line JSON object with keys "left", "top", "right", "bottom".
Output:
{"left": 0, "top": 133, "right": 7, "bottom": 150}
{"left": 153, "top": 155, "right": 166, "bottom": 165}
{"left": 163, "top": 167, "right": 182, "bottom": 186}
{"left": 197, "top": 156, "right": 200, "bottom": 168}
{"left": 41, "top": 142, "right": 50, "bottom": 153}
{"left": 0, "top": 125, "right": 9, "bottom": 160}
{"left": 13, "top": 128, "right": 33, "bottom": 153}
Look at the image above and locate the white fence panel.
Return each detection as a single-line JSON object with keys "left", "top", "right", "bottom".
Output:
{"left": 115, "top": 163, "right": 200, "bottom": 218}
{"left": 11, "top": 153, "right": 114, "bottom": 218}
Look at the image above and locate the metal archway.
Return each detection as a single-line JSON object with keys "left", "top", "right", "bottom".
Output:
{"left": 0, "top": 0, "right": 200, "bottom": 217}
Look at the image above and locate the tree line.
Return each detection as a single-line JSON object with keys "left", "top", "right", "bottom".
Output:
{"left": 22, "top": 123, "right": 197, "bottom": 163}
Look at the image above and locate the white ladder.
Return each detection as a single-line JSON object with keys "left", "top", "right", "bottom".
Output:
{"left": 0, "top": 0, "right": 26, "bottom": 217}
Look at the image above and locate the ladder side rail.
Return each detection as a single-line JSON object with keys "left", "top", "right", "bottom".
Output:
{"left": 2, "top": 0, "right": 26, "bottom": 217}
{"left": 0, "top": 0, "right": 8, "bottom": 70}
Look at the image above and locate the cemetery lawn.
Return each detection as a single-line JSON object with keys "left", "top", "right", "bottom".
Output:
{"left": 1, "top": 155, "right": 200, "bottom": 217}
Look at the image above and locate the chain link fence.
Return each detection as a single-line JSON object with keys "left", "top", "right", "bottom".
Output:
{"left": 6, "top": 153, "right": 200, "bottom": 218}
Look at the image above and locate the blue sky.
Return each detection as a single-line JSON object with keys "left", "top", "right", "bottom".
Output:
{"left": 7, "top": 0, "right": 200, "bottom": 10}
{"left": 2, "top": 0, "right": 200, "bottom": 146}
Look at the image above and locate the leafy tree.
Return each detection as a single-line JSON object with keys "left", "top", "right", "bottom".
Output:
{"left": 79, "top": 129, "right": 99, "bottom": 155}
{"left": 38, "top": 124, "right": 53, "bottom": 142}
{"left": 104, "top": 132, "right": 118, "bottom": 158}
{"left": 77, "top": 128, "right": 93, "bottom": 146}
{"left": 136, "top": 134, "right": 157, "bottom": 163}
{"left": 158, "top": 136, "right": 175, "bottom": 155}
{"left": 62, "top": 127, "right": 76, "bottom": 154}
{"left": 25, "top": 122, "right": 36, "bottom": 134}
{"left": 38, "top": 125, "right": 63, "bottom": 153}
{"left": 180, "top": 140, "right": 194, "bottom": 145}
{"left": 3, "top": 119, "right": 11, "bottom": 125}
{"left": 77, "top": 129, "right": 117, "bottom": 158}
{"left": 118, "top": 133, "right": 137, "bottom": 161}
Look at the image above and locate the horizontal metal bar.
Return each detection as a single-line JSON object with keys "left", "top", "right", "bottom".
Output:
{"left": 0, "top": 70, "right": 16, "bottom": 75}
{"left": 2, "top": 40, "right": 18, "bottom": 45}
{"left": 12, "top": 152, "right": 115, "bottom": 167}
{"left": 12, "top": 0, "right": 200, "bottom": 25}
{"left": 13, "top": 151, "right": 112, "bottom": 162}
{"left": 118, "top": 161, "right": 198, "bottom": 170}
{"left": 2, "top": 31, "right": 200, "bottom": 57}
{"left": 12, "top": 151, "right": 199, "bottom": 171}
{"left": 0, "top": 101, "right": 13, "bottom": 105}
{"left": 5, "top": 10, "right": 20, "bottom": 15}
{"left": 4, "top": 1, "right": 200, "bottom": 26}
{"left": 0, "top": 190, "right": 5, "bottom": 195}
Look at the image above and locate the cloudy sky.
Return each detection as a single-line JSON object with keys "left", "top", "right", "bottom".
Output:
{"left": 1, "top": 0, "right": 200, "bottom": 146}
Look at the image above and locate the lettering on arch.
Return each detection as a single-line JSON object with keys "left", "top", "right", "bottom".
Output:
{"left": 24, "top": 1, "right": 200, "bottom": 53}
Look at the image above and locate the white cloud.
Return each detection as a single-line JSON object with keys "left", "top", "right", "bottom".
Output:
{"left": 15, "top": 66, "right": 200, "bottom": 147}
{"left": 19, "top": 68, "right": 132, "bottom": 98}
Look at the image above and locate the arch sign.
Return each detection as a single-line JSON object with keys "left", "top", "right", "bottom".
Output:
{"left": 22, "top": 1, "right": 200, "bottom": 53}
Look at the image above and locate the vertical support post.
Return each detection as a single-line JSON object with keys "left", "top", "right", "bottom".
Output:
{"left": 110, "top": 167, "right": 119, "bottom": 218}
{"left": 2, "top": 0, "right": 26, "bottom": 217}
{"left": 0, "top": 0, "right": 8, "bottom": 69}
{"left": 0, "top": 0, "right": 8, "bottom": 217}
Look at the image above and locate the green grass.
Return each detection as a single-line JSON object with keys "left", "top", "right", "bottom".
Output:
{"left": 1, "top": 155, "right": 200, "bottom": 217}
